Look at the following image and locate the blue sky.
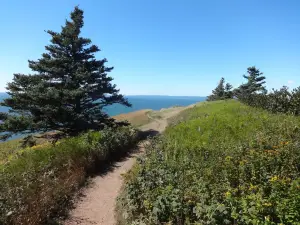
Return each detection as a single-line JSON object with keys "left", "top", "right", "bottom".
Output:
{"left": 0, "top": 0, "right": 299, "bottom": 96}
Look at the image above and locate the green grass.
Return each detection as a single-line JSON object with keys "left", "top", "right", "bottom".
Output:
{"left": 119, "top": 100, "right": 300, "bottom": 224}
{"left": 0, "top": 136, "right": 49, "bottom": 164}
{"left": 0, "top": 139, "right": 22, "bottom": 163}
{"left": 0, "top": 127, "right": 139, "bottom": 225}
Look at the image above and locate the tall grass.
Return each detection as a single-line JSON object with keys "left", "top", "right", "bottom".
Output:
{"left": 119, "top": 100, "right": 300, "bottom": 224}
{"left": 0, "top": 126, "right": 139, "bottom": 225}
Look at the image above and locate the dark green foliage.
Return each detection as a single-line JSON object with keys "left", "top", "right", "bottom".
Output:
{"left": 207, "top": 77, "right": 225, "bottom": 101}
{"left": 119, "top": 101, "right": 300, "bottom": 224}
{"left": 0, "top": 7, "right": 130, "bottom": 140}
{"left": 241, "top": 86, "right": 300, "bottom": 116}
{"left": 235, "top": 66, "right": 266, "bottom": 99}
{"left": 224, "top": 82, "right": 233, "bottom": 99}
{"left": 0, "top": 126, "right": 138, "bottom": 225}
{"left": 207, "top": 77, "right": 233, "bottom": 101}
{"left": 219, "top": 66, "right": 300, "bottom": 117}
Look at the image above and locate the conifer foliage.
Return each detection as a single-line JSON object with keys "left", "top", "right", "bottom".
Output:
{"left": 207, "top": 77, "right": 233, "bottom": 101}
{"left": 0, "top": 7, "right": 130, "bottom": 140}
{"left": 234, "top": 66, "right": 266, "bottom": 98}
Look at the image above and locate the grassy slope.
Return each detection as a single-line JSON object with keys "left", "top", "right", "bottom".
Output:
{"left": 119, "top": 100, "right": 300, "bottom": 224}
{"left": 0, "top": 139, "right": 22, "bottom": 163}
{"left": 0, "top": 136, "right": 49, "bottom": 164}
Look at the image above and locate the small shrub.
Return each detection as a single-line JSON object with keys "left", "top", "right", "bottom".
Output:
{"left": 0, "top": 126, "right": 139, "bottom": 225}
{"left": 240, "top": 86, "right": 300, "bottom": 116}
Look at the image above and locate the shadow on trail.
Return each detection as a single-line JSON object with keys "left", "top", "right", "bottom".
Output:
{"left": 137, "top": 129, "right": 160, "bottom": 140}
{"left": 53, "top": 128, "right": 160, "bottom": 224}
{"left": 88, "top": 128, "right": 159, "bottom": 177}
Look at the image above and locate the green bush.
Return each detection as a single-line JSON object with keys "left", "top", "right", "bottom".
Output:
{"left": 0, "top": 126, "right": 139, "bottom": 225}
{"left": 240, "top": 86, "right": 300, "bottom": 116}
{"left": 119, "top": 101, "right": 300, "bottom": 224}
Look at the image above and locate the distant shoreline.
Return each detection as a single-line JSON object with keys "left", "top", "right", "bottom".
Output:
{"left": 0, "top": 95, "right": 206, "bottom": 140}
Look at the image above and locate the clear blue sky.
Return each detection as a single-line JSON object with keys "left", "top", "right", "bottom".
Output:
{"left": 0, "top": 0, "right": 299, "bottom": 96}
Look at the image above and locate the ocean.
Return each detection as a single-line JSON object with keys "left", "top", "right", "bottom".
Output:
{"left": 0, "top": 93, "right": 206, "bottom": 116}
{"left": 0, "top": 93, "right": 205, "bottom": 140}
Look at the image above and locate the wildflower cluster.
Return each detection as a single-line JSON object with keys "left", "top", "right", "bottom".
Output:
{"left": 119, "top": 101, "right": 300, "bottom": 224}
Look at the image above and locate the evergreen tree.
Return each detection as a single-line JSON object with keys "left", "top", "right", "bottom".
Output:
{"left": 207, "top": 77, "right": 225, "bottom": 101}
{"left": 236, "top": 66, "right": 266, "bottom": 97}
{"left": 224, "top": 82, "right": 233, "bottom": 99}
{"left": 0, "top": 7, "right": 130, "bottom": 140}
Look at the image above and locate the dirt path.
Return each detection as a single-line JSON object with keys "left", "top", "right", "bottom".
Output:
{"left": 63, "top": 107, "right": 187, "bottom": 225}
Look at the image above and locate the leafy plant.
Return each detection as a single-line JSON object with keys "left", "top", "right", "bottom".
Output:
{"left": 118, "top": 101, "right": 300, "bottom": 224}
{"left": 241, "top": 86, "right": 300, "bottom": 116}
{"left": 0, "top": 126, "right": 139, "bottom": 225}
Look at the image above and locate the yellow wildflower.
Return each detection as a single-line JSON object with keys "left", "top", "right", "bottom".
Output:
{"left": 263, "top": 202, "right": 272, "bottom": 207}
{"left": 30, "top": 142, "right": 50, "bottom": 150}
{"left": 270, "top": 176, "right": 279, "bottom": 182}
{"left": 249, "top": 149, "right": 255, "bottom": 155}
{"left": 225, "top": 191, "right": 231, "bottom": 198}
{"left": 225, "top": 156, "right": 232, "bottom": 161}
{"left": 143, "top": 200, "right": 152, "bottom": 209}
{"left": 249, "top": 184, "right": 258, "bottom": 191}
{"left": 239, "top": 159, "right": 248, "bottom": 165}
{"left": 280, "top": 141, "right": 289, "bottom": 146}
{"left": 264, "top": 150, "right": 279, "bottom": 155}
{"left": 31, "top": 145, "right": 39, "bottom": 149}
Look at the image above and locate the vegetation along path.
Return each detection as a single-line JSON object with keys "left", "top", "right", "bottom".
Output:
{"left": 63, "top": 106, "right": 189, "bottom": 225}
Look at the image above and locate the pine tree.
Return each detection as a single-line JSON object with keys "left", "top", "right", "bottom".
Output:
{"left": 0, "top": 7, "right": 130, "bottom": 140}
{"left": 224, "top": 82, "right": 233, "bottom": 99}
{"left": 207, "top": 77, "right": 225, "bottom": 101}
{"left": 236, "top": 66, "right": 266, "bottom": 97}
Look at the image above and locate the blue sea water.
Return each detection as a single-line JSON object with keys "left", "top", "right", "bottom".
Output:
{"left": 0, "top": 93, "right": 206, "bottom": 116}
{"left": 104, "top": 95, "right": 206, "bottom": 116}
{"left": 0, "top": 93, "right": 205, "bottom": 140}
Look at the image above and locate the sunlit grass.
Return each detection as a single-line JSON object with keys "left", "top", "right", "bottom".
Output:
{"left": 0, "top": 136, "right": 49, "bottom": 164}
{"left": 119, "top": 100, "right": 300, "bottom": 224}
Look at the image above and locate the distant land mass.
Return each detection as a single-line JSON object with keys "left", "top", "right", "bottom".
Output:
{"left": 0, "top": 93, "right": 206, "bottom": 116}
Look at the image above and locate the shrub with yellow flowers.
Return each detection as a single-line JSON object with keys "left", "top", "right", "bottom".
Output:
{"left": 1, "top": 126, "right": 139, "bottom": 225}
{"left": 119, "top": 100, "right": 300, "bottom": 224}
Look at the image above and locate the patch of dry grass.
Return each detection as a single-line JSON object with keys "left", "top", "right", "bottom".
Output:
{"left": 113, "top": 109, "right": 152, "bottom": 127}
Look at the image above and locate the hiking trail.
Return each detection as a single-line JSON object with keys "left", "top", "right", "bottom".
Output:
{"left": 63, "top": 106, "right": 188, "bottom": 225}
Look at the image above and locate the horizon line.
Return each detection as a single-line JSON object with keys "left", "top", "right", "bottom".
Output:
{"left": 0, "top": 92, "right": 207, "bottom": 97}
